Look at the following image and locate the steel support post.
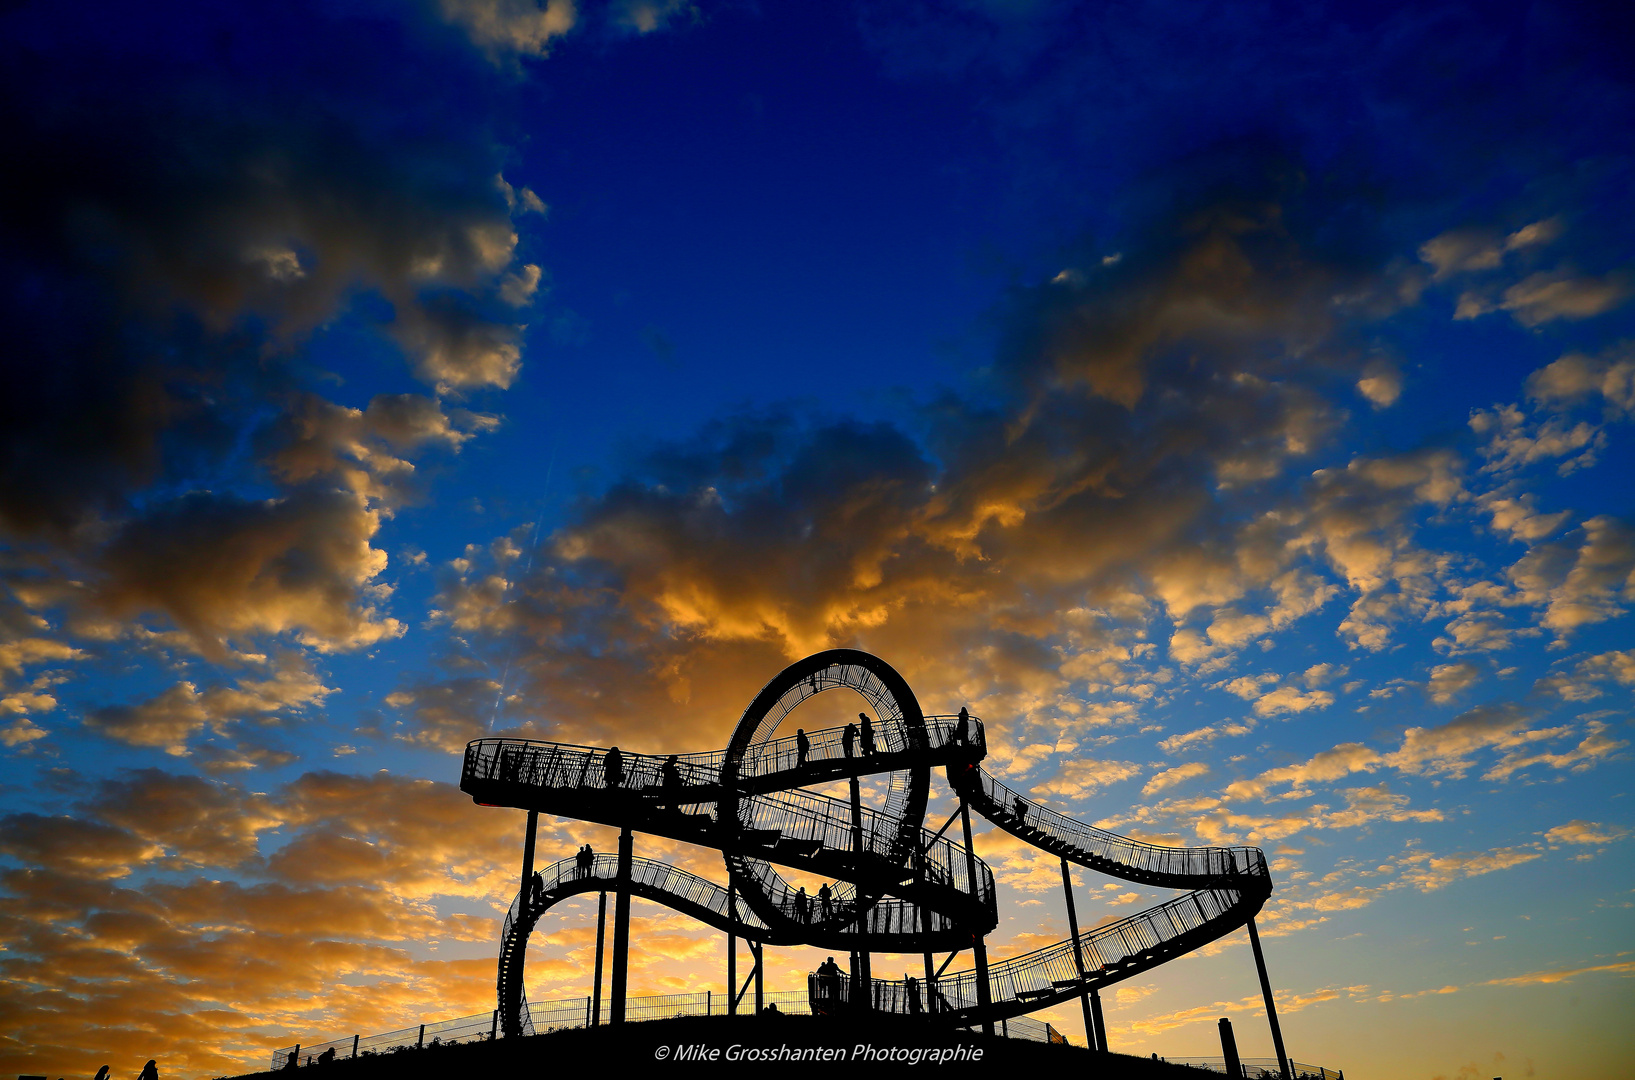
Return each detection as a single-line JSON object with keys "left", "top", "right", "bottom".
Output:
{"left": 1091, "top": 987, "right": 1107, "bottom": 1053}
{"left": 1247, "top": 918, "right": 1291, "bottom": 1080}
{"left": 1060, "top": 857, "right": 1096, "bottom": 1049}
{"left": 591, "top": 890, "right": 607, "bottom": 1026}
{"left": 610, "top": 827, "right": 633, "bottom": 1024}
{"left": 959, "top": 799, "right": 994, "bottom": 1036}
{"left": 727, "top": 884, "right": 738, "bottom": 1016}
{"left": 1219, "top": 1016, "right": 1243, "bottom": 1079}
{"left": 753, "top": 940, "right": 764, "bottom": 1013}
{"left": 518, "top": 810, "right": 538, "bottom": 901}
{"left": 849, "top": 775, "right": 871, "bottom": 1009}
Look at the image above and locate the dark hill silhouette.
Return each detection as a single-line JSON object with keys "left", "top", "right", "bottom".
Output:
{"left": 238, "top": 1014, "right": 1226, "bottom": 1077}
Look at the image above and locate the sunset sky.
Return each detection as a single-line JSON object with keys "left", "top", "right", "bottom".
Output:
{"left": 2, "top": 2, "right": 1632, "bottom": 1078}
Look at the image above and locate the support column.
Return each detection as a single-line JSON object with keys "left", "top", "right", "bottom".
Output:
{"left": 1060, "top": 857, "right": 1095, "bottom": 1050}
{"left": 959, "top": 800, "right": 994, "bottom": 1037}
{"left": 727, "top": 884, "right": 738, "bottom": 1016}
{"left": 753, "top": 940, "right": 764, "bottom": 1013}
{"left": 518, "top": 810, "right": 539, "bottom": 899}
{"left": 610, "top": 827, "right": 633, "bottom": 1024}
{"left": 918, "top": 849, "right": 936, "bottom": 1014}
{"left": 849, "top": 775, "right": 871, "bottom": 1010}
{"left": 1247, "top": 919, "right": 1291, "bottom": 1080}
{"left": 1090, "top": 988, "right": 1107, "bottom": 1053}
{"left": 1219, "top": 1017, "right": 1244, "bottom": 1079}
{"left": 591, "top": 891, "right": 607, "bottom": 1026}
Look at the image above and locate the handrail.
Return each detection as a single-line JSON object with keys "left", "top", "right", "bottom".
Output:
{"left": 954, "top": 763, "right": 1267, "bottom": 885}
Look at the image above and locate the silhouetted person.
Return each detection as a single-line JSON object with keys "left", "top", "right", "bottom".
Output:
{"left": 531, "top": 870, "right": 544, "bottom": 905}
{"left": 662, "top": 755, "right": 682, "bottom": 804}
{"left": 317, "top": 1049, "right": 336, "bottom": 1066}
{"left": 137, "top": 1061, "right": 157, "bottom": 1080}
{"left": 817, "top": 956, "right": 842, "bottom": 1002}
{"left": 94, "top": 1067, "right": 110, "bottom": 1080}
{"left": 795, "top": 728, "right": 809, "bottom": 767}
{"left": 762, "top": 1002, "right": 781, "bottom": 1017}
{"left": 795, "top": 886, "right": 809, "bottom": 922}
{"left": 604, "top": 746, "right": 623, "bottom": 788}
{"left": 859, "top": 713, "right": 875, "bottom": 755}
{"left": 283, "top": 1052, "right": 297, "bottom": 1071}
{"left": 818, "top": 882, "right": 833, "bottom": 919}
{"left": 842, "top": 722, "right": 857, "bottom": 759}
{"left": 955, "top": 707, "right": 969, "bottom": 745}
{"left": 906, "top": 975, "right": 921, "bottom": 1015}
{"left": 1014, "top": 795, "right": 1028, "bottom": 825}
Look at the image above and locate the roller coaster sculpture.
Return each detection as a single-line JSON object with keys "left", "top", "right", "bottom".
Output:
{"left": 461, "top": 649, "right": 1285, "bottom": 1064}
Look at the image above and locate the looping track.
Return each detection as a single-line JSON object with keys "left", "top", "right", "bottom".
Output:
{"left": 462, "top": 649, "right": 1273, "bottom": 1034}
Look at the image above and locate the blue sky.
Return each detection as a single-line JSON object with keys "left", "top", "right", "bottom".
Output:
{"left": 1, "top": 2, "right": 1632, "bottom": 1077}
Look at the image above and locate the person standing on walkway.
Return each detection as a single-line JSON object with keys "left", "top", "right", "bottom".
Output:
{"left": 818, "top": 882, "right": 833, "bottom": 919}
{"left": 604, "top": 746, "right": 623, "bottom": 788}
{"left": 842, "top": 722, "right": 857, "bottom": 759}
{"left": 795, "top": 886, "right": 809, "bottom": 922}
{"left": 859, "top": 714, "right": 875, "bottom": 756}
{"left": 796, "top": 728, "right": 809, "bottom": 768}
{"left": 955, "top": 707, "right": 969, "bottom": 745}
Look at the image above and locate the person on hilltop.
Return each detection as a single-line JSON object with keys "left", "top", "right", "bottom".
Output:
{"left": 137, "top": 1061, "right": 158, "bottom": 1080}
{"left": 604, "top": 746, "right": 624, "bottom": 788}
{"left": 859, "top": 713, "right": 875, "bottom": 756}
{"left": 317, "top": 1049, "right": 336, "bottom": 1066}
{"left": 94, "top": 1067, "right": 110, "bottom": 1080}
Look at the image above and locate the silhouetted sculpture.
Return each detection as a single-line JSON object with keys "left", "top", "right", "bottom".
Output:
{"left": 137, "top": 1061, "right": 157, "bottom": 1080}
{"left": 463, "top": 648, "right": 1280, "bottom": 1047}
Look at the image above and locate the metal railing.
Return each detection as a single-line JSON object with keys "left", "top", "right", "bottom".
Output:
{"left": 463, "top": 716, "right": 985, "bottom": 802}
{"left": 803, "top": 973, "right": 1064, "bottom": 1044}
{"left": 1167, "top": 1058, "right": 1343, "bottom": 1079}
{"left": 813, "top": 885, "right": 1253, "bottom": 1021}
{"left": 961, "top": 765, "right": 1266, "bottom": 885}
